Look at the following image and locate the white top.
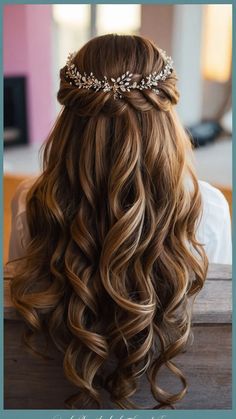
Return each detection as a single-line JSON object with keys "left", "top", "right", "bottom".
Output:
{"left": 8, "top": 178, "right": 232, "bottom": 265}
{"left": 196, "top": 180, "right": 232, "bottom": 264}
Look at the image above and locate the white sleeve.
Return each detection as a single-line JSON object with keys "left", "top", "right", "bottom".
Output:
{"left": 196, "top": 181, "right": 232, "bottom": 265}
{"left": 203, "top": 202, "right": 232, "bottom": 264}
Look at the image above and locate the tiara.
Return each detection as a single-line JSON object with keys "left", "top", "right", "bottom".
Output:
{"left": 65, "top": 49, "right": 174, "bottom": 100}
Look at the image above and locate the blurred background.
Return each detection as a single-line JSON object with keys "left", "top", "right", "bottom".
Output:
{"left": 3, "top": 3, "right": 232, "bottom": 262}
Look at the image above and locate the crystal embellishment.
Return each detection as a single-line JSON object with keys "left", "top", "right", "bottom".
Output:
{"left": 65, "top": 50, "right": 174, "bottom": 100}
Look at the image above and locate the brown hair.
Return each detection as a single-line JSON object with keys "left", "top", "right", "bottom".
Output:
{"left": 10, "top": 34, "right": 208, "bottom": 409}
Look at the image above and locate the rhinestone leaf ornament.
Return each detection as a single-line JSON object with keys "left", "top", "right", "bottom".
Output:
{"left": 65, "top": 50, "right": 174, "bottom": 100}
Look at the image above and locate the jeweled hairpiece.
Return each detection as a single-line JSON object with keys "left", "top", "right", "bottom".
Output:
{"left": 65, "top": 49, "right": 174, "bottom": 100}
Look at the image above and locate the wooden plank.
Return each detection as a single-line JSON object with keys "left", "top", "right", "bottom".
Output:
{"left": 4, "top": 264, "right": 232, "bottom": 324}
{"left": 193, "top": 279, "right": 232, "bottom": 324}
{"left": 193, "top": 264, "right": 232, "bottom": 324}
{"left": 206, "top": 263, "right": 232, "bottom": 280}
{"left": 4, "top": 321, "right": 231, "bottom": 409}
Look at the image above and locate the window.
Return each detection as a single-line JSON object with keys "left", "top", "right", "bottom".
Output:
{"left": 201, "top": 5, "right": 232, "bottom": 82}
{"left": 53, "top": 4, "right": 141, "bottom": 68}
{"left": 96, "top": 4, "right": 141, "bottom": 35}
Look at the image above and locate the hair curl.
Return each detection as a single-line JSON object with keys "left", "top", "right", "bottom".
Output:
{"left": 9, "top": 34, "right": 208, "bottom": 409}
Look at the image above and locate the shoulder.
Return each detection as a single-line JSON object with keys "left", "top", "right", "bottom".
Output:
{"left": 198, "top": 180, "right": 229, "bottom": 214}
{"left": 11, "top": 177, "right": 38, "bottom": 217}
{"left": 8, "top": 177, "right": 37, "bottom": 262}
{"left": 196, "top": 180, "right": 232, "bottom": 264}
{"left": 197, "top": 180, "right": 230, "bottom": 234}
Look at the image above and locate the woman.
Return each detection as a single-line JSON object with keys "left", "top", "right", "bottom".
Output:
{"left": 7, "top": 34, "right": 231, "bottom": 409}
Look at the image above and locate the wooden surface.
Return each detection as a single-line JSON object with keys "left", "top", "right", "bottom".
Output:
{"left": 4, "top": 263, "right": 232, "bottom": 409}
{"left": 193, "top": 264, "right": 232, "bottom": 323}
{"left": 4, "top": 264, "right": 232, "bottom": 323}
{"left": 4, "top": 321, "right": 231, "bottom": 409}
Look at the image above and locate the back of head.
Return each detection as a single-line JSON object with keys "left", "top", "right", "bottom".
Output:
{"left": 58, "top": 34, "right": 179, "bottom": 116}
{"left": 10, "top": 34, "right": 208, "bottom": 409}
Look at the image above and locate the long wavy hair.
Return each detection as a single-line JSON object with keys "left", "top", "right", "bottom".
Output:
{"left": 9, "top": 34, "right": 208, "bottom": 409}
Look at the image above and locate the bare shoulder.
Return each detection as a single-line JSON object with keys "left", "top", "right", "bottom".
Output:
{"left": 11, "top": 176, "right": 39, "bottom": 216}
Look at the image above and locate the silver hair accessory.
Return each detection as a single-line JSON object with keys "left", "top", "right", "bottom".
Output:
{"left": 65, "top": 50, "right": 174, "bottom": 100}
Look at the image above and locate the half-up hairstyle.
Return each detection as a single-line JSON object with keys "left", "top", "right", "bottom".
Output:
{"left": 9, "top": 34, "right": 208, "bottom": 409}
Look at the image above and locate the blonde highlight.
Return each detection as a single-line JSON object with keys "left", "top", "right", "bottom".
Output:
{"left": 9, "top": 34, "right": 208, "bottom": 409}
